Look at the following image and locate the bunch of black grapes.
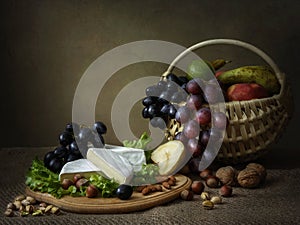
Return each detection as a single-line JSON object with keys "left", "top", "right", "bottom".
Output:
{"left": 142, "top": 73, "right": 228, "bottom": 172}
{"left": 44, "top": 121, "right": 107, "bottom": 173}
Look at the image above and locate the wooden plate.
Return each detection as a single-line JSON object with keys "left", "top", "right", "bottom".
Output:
{"left": 25, "top": 174, "right": 191, "bottom": 214}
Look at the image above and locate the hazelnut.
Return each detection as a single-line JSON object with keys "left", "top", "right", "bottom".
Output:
{"left": 202, "top": 200, "right": 214, "bottom": 210}
{"left": 237, "top": 168, "right": 261, "bottom": 188}
{"left": 191, "top": 181, "right": 205, "bottom": 194}
{"left": 86, "top": 184, "right": 98, "bottom": 198}
{"left": 73, "top": 174, "right": 82, "bottom": 183}
{"left": 216, "top": 166, "right": 237, "bottom": 186}
{"left": 246, "top": 163, "right": 267, "bottom": 182}
{"left": 199, "top": 169, "right": 213, "bottom": 180}
{"left": 61, "top": 178, "right": 74, "bottom": 190}
{"left": 219, "top": 185, "right": 233, "bottom": 197}
{"left": 180, "top": 189, "right": 194, "bottom": 201}
{"left": 75, "top": 178, "right": 89, "bottom": 189}
{"left": 205, "top": 176, "right": 220, "bottom": 188}
{"left": 180, "top": 164, "right": 191, "bottom": 174}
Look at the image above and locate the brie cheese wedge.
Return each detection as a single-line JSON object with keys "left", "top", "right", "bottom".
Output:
{"left": 59, "top": 159, "right": 102, "bottom": 181}
{"left": 105, "top": 144, "right": 146, "bottom": 172}
{"left": 87, "top": 148, "right": 133, "bottom": 184}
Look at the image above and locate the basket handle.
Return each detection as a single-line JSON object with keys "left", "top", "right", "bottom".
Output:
{"left": 165, "top": 39, "right": 283, "bottom": 82}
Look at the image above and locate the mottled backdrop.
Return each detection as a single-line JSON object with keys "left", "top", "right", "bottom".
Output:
{"left": 1, "top": 0, "right": 299, "bottom": 161}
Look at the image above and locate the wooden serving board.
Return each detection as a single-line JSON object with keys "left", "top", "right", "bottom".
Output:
{"left": 25, "top": 174, "right": 191, "bottom": 214}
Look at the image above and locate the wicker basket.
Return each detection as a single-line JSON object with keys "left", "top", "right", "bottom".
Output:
{"left": 162, "top": 39, "right": 293, "bottom": 164}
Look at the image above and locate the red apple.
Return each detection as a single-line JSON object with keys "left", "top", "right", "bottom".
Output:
{"left": 215, "top": 71, "right": 225, "bottom": 78}
{"left": 227, "top": 83, "right": 269, "bottom": 101}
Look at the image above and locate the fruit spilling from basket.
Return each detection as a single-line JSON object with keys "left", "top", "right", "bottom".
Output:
{"left": 141, "top": 58, "right": 282, "bottom": 166}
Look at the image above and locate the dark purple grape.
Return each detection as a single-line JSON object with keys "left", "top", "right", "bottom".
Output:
{"left": 59, "top": 131, "right": 74, "bottom": 147}
{"left": 48, "top": 158, "right": 64, "bottom": 173}
{"left": 150, "top": 117, "right": 166, "bottom": 129}
{"left": 178, "top": 76, "right": 189, "bottom": 85}
{"left": 166, "top": 73, "right": 181, "bottom": 85}
{"left": 66, "top": 153, "right": 82, "bottom": 163}
{"left": 186, "top": 79, "right": 202, "bottom": 95}
{"left": 181, "top": 83, "right": 187, "bottom": 92}
{"left": 54, "top": 146, "right": 68, "bottom": 158}
{"left": 188, "top": 158, "right": 201, "bottom": 173}
{"left": 78, "top": 127, "right": 93, "bottom": 142}
{"left": 157, "top": 97, "right": 169, "bottom": 105}
{"left": 186, "top": 94, "right": 203, "bottom": 110}
{"left": 168, "top": 104, "right": 177, "bottom": 119}
{"left": 65, "top": 122, "right": 79, "bottom": 134}
{"left": 157, "top": 80, "right": 168, "bottom": 89}
{"left": 203, "top": 84, "right": 221, "bottom": 104}
{"left": 159, "top": 91, "right": 172, "bottom": 102}
{"left": 93, "top": 121, "right": 107, "bottom": 135}
{"left": 142, "top": 107, "right": 150, "bottom": 118}
{"left": 160, "top": 104, "right": 170, "bottom": 115}
{"left": 147, "top": 104, "right": 160, "bottom": 118}
{"left": 90, "top": 133, "right": 105, "bottom": 148}
{"left": 171, "top": 91, "right": 186, "bottom": 103}
{"left": 142, "top": 96, "right": 159, "bottom": 106}
{"left": 69, "top": 141, "right": 81, "bottom": 155}
{"left": 200, "top": 130, "right": 210, "bottom": 147}
{"left": 145, "top": 85, "right": 160, "bottom": 97}
{"left": 44, "top": 151, "right": 55, "bottom": 167}
{"left": 98, "top": 134, "right": 105, "bottom": 146}
{"left": 183, "top": 120, "right": 200, "bottom": 139}
{"left": 174, "top": 132, "right": 188, "bottom": 144}
{"left": 212, "top": 112, "right": 228, "bottom": 129}
{"left": 166, "top": 81, "right": 178, "bottom": 93}
{"left": 116, "top": 184, "right": 133, "bottom": 200}
{"left": 187, "top": 138, "right": 203, "bottom": 157}
{"left": 175, "top": 106, "right": 191, "bottom": 124}
{"left": 195, "top": 107, "right": 211, "bottom": 125}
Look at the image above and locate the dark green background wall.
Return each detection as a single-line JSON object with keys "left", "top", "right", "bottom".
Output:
{"left": 1, "top": 0, "right": 299, "bottom": 157}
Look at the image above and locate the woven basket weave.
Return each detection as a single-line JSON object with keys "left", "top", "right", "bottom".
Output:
{"left": 162, "top": 39, "right": 293, "bottom": 164}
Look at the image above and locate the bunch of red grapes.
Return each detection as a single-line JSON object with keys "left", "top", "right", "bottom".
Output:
{"left": 142, "top": 73, "right": 228, "bottom": 171}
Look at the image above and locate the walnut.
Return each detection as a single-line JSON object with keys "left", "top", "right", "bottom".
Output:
{"left": 215, "top": 166, "right": 238, "bottom": 186}
{"left": 246, "top": 163, "right": 267, "bottom": 182}
{"left": 237, "top": 168, "right": 261, "bottom": 188}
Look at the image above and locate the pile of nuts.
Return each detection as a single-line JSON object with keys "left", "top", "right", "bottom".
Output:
{"left": 180, "top": 162, "right": 266, "bottom": 210}
{"left": 4, "top": 194, "right": 60, "bottom": 217}
{"left": 136, "top": 175, "right": 177, "bottom": 195}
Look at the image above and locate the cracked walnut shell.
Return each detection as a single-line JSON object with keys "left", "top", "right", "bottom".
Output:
{"left": 237, "top": 168, "right": 261, "bottom": 188}
{"left": 216, "top": 166, "right": 238, "bottom": 186}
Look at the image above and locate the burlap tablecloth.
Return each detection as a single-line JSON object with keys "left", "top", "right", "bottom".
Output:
{"left": 0, "top": 147, "right": 299, "bottom": 225}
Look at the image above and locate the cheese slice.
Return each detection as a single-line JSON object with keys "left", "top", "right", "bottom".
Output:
{"left": 105, "top": 144, "right": 146, "bottom": 172}
{"left": 86, "top": 148, "right": 133, "bottom": 184}
{"left": 59, "top": 159, "right": 102, "bottom": 181}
